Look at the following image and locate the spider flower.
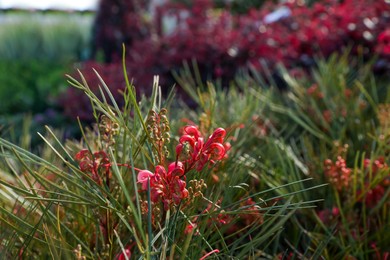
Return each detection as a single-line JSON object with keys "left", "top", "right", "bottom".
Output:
{"left": 176, "top": 126, "right": 227, "bottom": 172}
{"left": 75, "top": 149, "right": 111, "bottom": 185}
{"left": 137, "top": 162, "right": 188, "bottom": 210}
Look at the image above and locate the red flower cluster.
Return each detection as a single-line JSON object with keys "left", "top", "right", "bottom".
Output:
{"left": 377, "top": 28, "right": 390, "bottom": 56}
{"left": 137, "top": 162, "right": 188, "bottom": 210}
{"left": 138, "top": 125, "right": 228, "bottom": 210}
{"left": 238, "top": 198, "right": 264, "bottom": 227}
{"left": 358, "top": 158, "right": 390, "bottom": 208}
{"left": 60, "top": 0, "right": 390, "bottom": 122}
{"left": 307, "top": 84, "right": 324, "bottom": 99}
{"left": 75, "top": 149, "right": 111, "bottom": 186}
{"left": 176, "top": 126, "right": 227, "bottom": 172}
{"left": 363, "top": 157, "right": 388, "bottom": 174}
{"left": 324, "top": 156, "right": 352, "bottom": 191}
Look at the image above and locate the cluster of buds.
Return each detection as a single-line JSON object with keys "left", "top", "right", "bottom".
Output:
{"left": 147, "top": 109, "right": 171, "bottom": 164}
{"left": 176, "top": 126, "right": 227, "bottom": 172}
{"left": 363, "top": 157, "right": 388, "bottom": 175}
{"left": 98, "top": 115, "right": 120, "bottom": 147}
{"left": 324, "top": 156, "right": 352, "bottom": 191}
{"left": 140, "top": 200, "right": 162, "bottom": 226}
{"left": 75, "top": 149, "right": 111, "bottom": 186}
{"left": 187, "top": 179, "right": 207, "bottom": 200}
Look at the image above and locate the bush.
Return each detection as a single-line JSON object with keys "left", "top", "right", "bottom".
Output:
{"left": 173, "top": 53, "right": 390, "bottom": 258}
{"left": 59, "top": 0, "right": 390, "bottom": 122}
{"left": 0, "top": 60, "right": 67, "bottom": 114}
{"left": 91, "top": 0, "right": 152, "bottom": 63}
{"left": 0, "top": 68, "right": 321, "bottom": 259}
{"left": 1, "top": 51, "right": 389, "bottom": 258}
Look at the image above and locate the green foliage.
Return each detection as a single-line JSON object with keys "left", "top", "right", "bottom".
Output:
{"left": 0, "top": 57, "right": 321, "bottom": 259}
{"left": 173, "top": 53, "right": 390, "bottom": 258}
{"left": 0, "top": 11, "right": 94, "bottom": 143}
{"left": 214, "top": 0, "right": 268, "bottom": 13}
{"left": 0, "top": 11, "right": 93, "bottom": 61}
{"left": 0, "top": 59, "right": 75, "bottom": 147}
{"left": 0, "top": 60, "right": 68, "bottom": 114}
{"left": 0, "top": 48, "right": 388, "bottom": 258}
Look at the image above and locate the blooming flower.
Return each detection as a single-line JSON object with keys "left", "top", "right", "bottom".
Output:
{"left": 116, "top": 243, "right": 135, "bottom": 260}
{"left": 357, "top": 157, "right": 390, "bottom": 208}
{"left": 137, "top": 162, "right": 188, "bottom": 210}
{"left": 137, "top": 125, "right": 228, "bottom": 212}
{"left": 75, "top": 149, "right": 111, "bottom": 185}
{"left": 176, "top": 126, "right": 227, "bottom": 172}
{"left": 184, "top": 221, "right": 198, "bottom": 235}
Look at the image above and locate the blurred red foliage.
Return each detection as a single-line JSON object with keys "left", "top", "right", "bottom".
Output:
{"left": 60, "top": 0, "right": 390, "bottom": 121}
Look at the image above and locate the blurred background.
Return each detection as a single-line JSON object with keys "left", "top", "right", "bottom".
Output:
{"left": 0, "top": 0, "right": 97, "bottom": 143}
{"left": 0, "top": 0, "right": 389, "bottom": 145}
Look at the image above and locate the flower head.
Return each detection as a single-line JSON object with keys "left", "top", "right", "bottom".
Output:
{"left": 137, "top": 163, "right": 189, "bottom": 210}
{"left": 176, "top": 126, "right": 227, "bottom": 172}
{"left": 75, "top": 149, "right": 111, "bottom": 185}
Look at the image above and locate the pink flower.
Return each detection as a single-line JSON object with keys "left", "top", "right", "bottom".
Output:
{"left": 317, "top": 206, "right": 339, "bottom": 224}
{"left": 168, "top": 161, "right": 185, "bottom": 178}
{"left": 358, "top": 157, "right": 389, "bottom": 209}
{"left": 116, "top": 244, "right": 135, "bottom": 260}
{"left": 137, "top": 170, "right": 155, "bottom": 190}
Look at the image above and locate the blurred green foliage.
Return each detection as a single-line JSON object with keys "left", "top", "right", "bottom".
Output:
{"left": 0, "top": 11, "right": 94, "bottom": 115}
{"left": 0, "top": 11, "right": 93, "bottom": 61}
{"left": 0, "top": 11, "right": 94, "bottom": 143}
{"left": 0, "top": 59, "right": 80, "bottom": 148}
{"left": 0, "top": 60, "right": 67, "bottom": 114}
{"left": 214, "top": 0, "right": 268, "bottom": 13}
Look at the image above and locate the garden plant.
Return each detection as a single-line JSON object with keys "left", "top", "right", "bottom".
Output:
{"left": 0, "top": 0, "right": 389, "bottom": 259}
{"left": 0, "top": 54, "right": 324, "bottom": 259}
{"left": 1, "top": 48, "right": 389, "bottom": 258}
